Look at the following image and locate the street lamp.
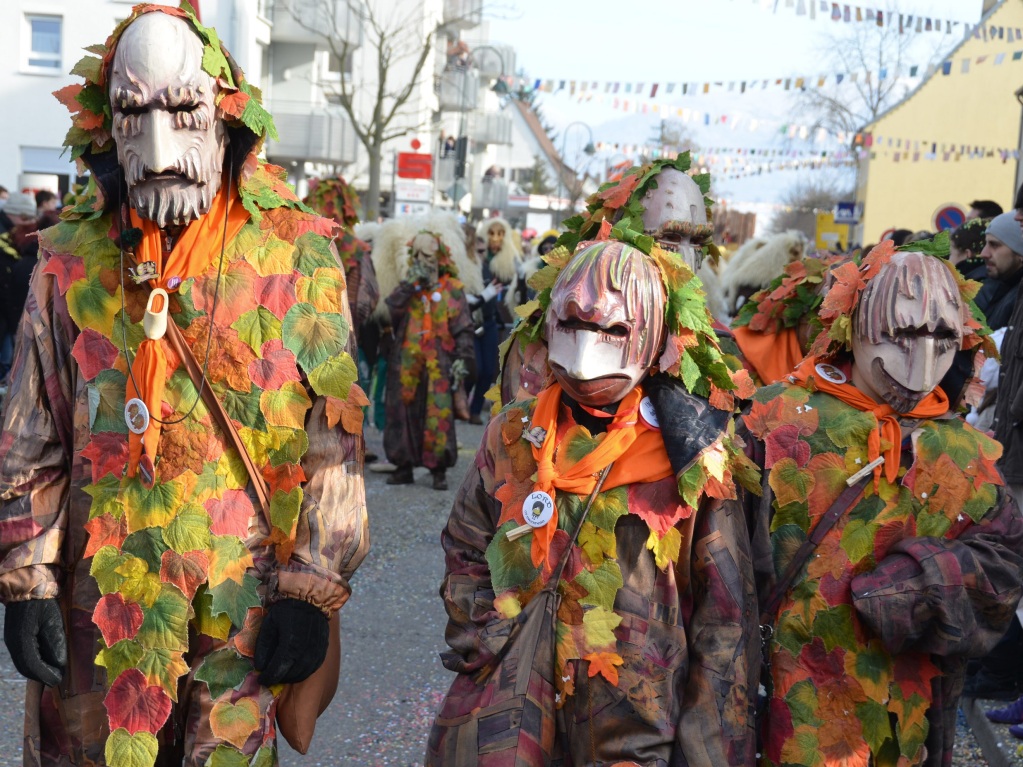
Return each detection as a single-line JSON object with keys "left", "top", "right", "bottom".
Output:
{"left": 556, "top": 121, "right": 596, "bottom": 222}
{"left": 453, "top": 44, "right": 508, "bottom": 186}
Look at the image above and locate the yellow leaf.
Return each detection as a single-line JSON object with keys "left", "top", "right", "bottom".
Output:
{"left": 494, "top": 592, "right": 522, "bottom": 620}
{"left": 210, "top": 698, "right": 261, "bottom": 749}
{"left": 114, "top": 556, "right": 161, "bottom": 607}
{"left": 260, "top": 380, "right": 312, "bottom": 429}
{"left": 514, "top": 299, "right": 540, "bottom": 320}
{"left": 208, "top": 535, "right": 253, "bottom": 588}
{"left": 645, "top": 526, "right": 682, "bottom": 570}
{"left": 581, "top": 606, "right": 621, "bottom": 650}
{"left": 578, "top": 522, "right": 616, "bottom": 565}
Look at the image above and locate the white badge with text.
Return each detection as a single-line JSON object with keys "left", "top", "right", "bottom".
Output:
{"left": 639, "top": 396, "right": 660, "bottom": 430}
{"left": 522, "top": 491, "right": 555, "bottom": 528}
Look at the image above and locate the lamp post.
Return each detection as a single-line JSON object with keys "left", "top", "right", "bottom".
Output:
{"left": 556, "top": 121, "right": 596, "bottom": 223}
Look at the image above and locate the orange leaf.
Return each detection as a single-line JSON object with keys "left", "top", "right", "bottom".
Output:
{"left": 217, "top": 89, "right": 250, "bottom": 120}
{"left": 84, "top": 514, "right": 128, "bottom": 558}
{"left": 583, "top": 651, "right": 624, "bottom": 686}
{"left": 53, "top": 83, "right": 84, "bottom": 112}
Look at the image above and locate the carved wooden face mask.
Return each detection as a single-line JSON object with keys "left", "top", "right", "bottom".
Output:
{"left": 546, "top": 241, "right": 666, "bottom": 407}
{"left": 639, "top": 167, "right": 708, "bottom": 272}
{"left": 851, "top": 252, "right": 965, "bottom": 412}
{"left": 408, "top": 232, "right": 441, "bottom": 285}
{"left": 109, "top": 13, "right": 226, "bottom": 228}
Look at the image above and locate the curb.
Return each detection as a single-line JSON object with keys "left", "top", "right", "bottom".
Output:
{"left": 963, "top": 696, "right": 1023, "bottom": 767}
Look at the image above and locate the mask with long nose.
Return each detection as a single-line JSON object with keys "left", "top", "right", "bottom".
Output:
{"left": 546, "top": 241, "right": 666, "bottom": 408}
{"left": 850, "top": 251, "right": 965, "bottom": 413}
{"left": 109, "top": 12, "right": 226, "bottom": 228}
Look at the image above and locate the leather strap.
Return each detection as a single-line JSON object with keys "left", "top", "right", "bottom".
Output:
{"left": 547, "top": 464, "right": 613, "bottom": 589}
{"left": 165, "top": 318, "right": 273, "bottom": 523}
{"left": 758, "top": 477, "right": 867, "bottom": 626}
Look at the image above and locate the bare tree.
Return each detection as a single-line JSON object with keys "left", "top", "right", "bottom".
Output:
{"left": 769, "top": 176, "right": 854, "bottom": 239}
{"left": 280, "top": 0, "right": 438, "bottom": 219}
{"left": 793, "top": 9, "right": 942, "bottom": 136}
{"left": 645, "top": 119, "right": 699, "bottom": 161}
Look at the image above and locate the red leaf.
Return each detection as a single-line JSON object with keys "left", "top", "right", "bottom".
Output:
{"left": 765, "top": 424, "right": 811, "bottom": 469}
{"left": 81, "top": 432, "right": 129, "bottom": 482}
{"left": 94, "top": 593, "right": 144, "bottom": 646}
{"left": 72, "top": 329, "right": 121, "bottom": 383}
{"left": 254, "top": 274, "right": 298, "bottom": 319}
{"left": 159, "top": 550, "right": 209, "bottom": 600}
{"left": 262, "top": 461, "right": 306, "bottom": 495}
{"left": 53, "top": 83, "right": 84, "bottom": 112}
{"left": 205, "top": 489, "right": 254, "bottom": 538}
{"left": 218, "top": 90, "right": 250, "bottom": 119}
{"left": 105, "top": 668, "right": 173, "bottom": 735}
{"left": 248, "top": 338, "right": 301, "bottom": 390}
{"left": 628, "top": 480, "right": 690, "bottom": 536}
{"left": 84, "top": 514, "right": 128, "bottom": 558}
{"left": 74, "top": 110, "right": 106, "bottom": 130}
{"left": 41, "top": 252, "right": 86, "bottom": 295}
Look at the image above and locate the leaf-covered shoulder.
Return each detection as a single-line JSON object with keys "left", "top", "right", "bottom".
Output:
{"left": 239, "top": 161, "right": 317, "bottom": 221}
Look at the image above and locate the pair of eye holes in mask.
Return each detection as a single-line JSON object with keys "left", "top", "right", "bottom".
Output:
{"left": 557, "top": 318, "right": 631, "bottom": 339}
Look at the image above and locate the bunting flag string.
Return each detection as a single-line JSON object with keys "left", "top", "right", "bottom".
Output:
{"left": 739, "top": 0, "right": 990, "bottom": 39}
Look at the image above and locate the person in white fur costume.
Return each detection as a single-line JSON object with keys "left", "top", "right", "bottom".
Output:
{"left": 469, "top": 217, "right": 522, "bottom": 422}
{"left": 718, "top": 230, "right": 806, "bottom": 317}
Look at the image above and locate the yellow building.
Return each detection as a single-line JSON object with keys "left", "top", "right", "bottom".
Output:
{"left": 856, "top": 0, "right": 1023, "bottom": 243}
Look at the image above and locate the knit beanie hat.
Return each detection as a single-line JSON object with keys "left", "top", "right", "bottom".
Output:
{"left": 986, "top": 212, "right": 1023, "bottom": 256}
{"left": 5, "top": 192, "right": 37, "bottom": 219}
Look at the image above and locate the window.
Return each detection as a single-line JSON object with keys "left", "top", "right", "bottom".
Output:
{"left": 25, "top": 15, "right": 62, "bottom": 72}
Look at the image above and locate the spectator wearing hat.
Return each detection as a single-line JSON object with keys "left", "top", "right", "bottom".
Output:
{"left": 976, "top": 211, "right": 1023, "bottom": 331}
{"left": 0, "top": 192, "right": 39, "bottom": 385}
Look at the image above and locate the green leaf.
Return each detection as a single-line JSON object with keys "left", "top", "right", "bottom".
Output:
{"left": 575, "top": 560, "right": 623, "bottom": 611}
{"left": 122, "top": 528, "right": 169, "bottom": 573}
{"left": 307, "top": 353, "right": 358, "bottom": 400}
{"left": 823, "top": 402, "right": 874, "bottom": 450}
{"left": 208, "top": 535, "right": 253, "bottom": 587}
{"left": 266, "top": 426, "right": 309, "bottom": 466}
{"left": 136, "top": 648, "right": 189, "bottom": 701}
{"left": 916, "top": 510, "right": 952, "bottom": 538}
{"left": 812, "top": 604, "right": 856, "bottom": 653}
{"left": 250, "top": 747, "right": 276, "bottom": 767}
{"left": 201, "top": 38, "right": 233, "bottom": 84}
{"left": 769, "top": 457, "right": 816, "bottom": 509}
{"left": 222, "top": 385, "right": 266, "bottom": 431}
{"left": 269, "top": 488, "right": 302, "bottom": 536}
{"left": 282, "top": 303, "right": 349, "bottom": 373}
{"left": 195, "top": 647, "right": 253, "bottom": 701}
{"left": 839, "top": 518, "right": 878, "bottom": 564}
{"left": 193, "top": 585, "right": 232, "bottom": 641}
{"left": 231, "top": 306, "right": 282, "bottom": 355}
{"left": 487, "top": 522, "right": 541, "bottom": 593}
{"left": 162, "top": 504, "right": 212, "bottom": 554}
{"left": 96, "top": 639, "right": 145, "bottom": 681}
{"left": 209, "top": 574, "right": 261, "bottom": 628}
{"left": 89, "top": 369, "right": 129, "bottom": 434}
{"left": 785, "top": 679, "right": 822, "bottom": 727}
{"left": 70, "top": 54, "right": 103, "bottom": 83}
{"left": 588, "top": 486, "right": 629, "bottom": 531}
{"left": 91, "top": 546, "right": 129, "bottom": 594}
{"left": 136, "top": 584, "right": 192, "bottom": 650}
{"left": 240, "top": 97, "right": 278, "bottom": 142}
{"left": 105, "top": 729, "right": 158, "bottom": 767}
{"left": 122, "top": 477, "right": 183, "bottom": 533}
{"left": 85, "top": 475, "right": 125, "bottom": 520}
{"left": 293, "top": 232, "right": 337, "bottom": 274}
{"left": 67, "top": 270, "right": 121, "bottom": 337}
{"left": 774, "top": 610, "right": 812, "bottom": 656}
{"left": 75, "top": 84, "right": 110, "bottom": 118}
{"left": 204, "top": 744, "right": 250, "bottom": 767}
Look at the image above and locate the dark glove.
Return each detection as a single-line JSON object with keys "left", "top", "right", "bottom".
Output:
{"left": 254, "top": 599, "right": 329, "bottom": 685}
{"left": 3, "top": 599, "right": 67, "bottom": 687}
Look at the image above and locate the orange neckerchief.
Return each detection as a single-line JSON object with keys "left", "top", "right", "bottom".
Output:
{"left": 125, "top": 181, "right": 250, "bottom": 484}
{"left": 732, "top": 324, "right": 804, "bottom": 385}
{"left": 529, "top": 382, "right": 674, "bottom": 567}
{"left": 791, "top": 356, "right": 950, "bottom": 486}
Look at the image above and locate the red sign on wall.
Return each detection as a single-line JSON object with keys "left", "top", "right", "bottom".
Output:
{"left": 397, "top": 152, "right": 433, "bottom": 179}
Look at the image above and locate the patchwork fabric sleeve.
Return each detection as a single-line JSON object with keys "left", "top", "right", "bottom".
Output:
{"left": 450, "top": 290, "right": 476, "bottom": 368}
{"left": 437, "top": 424, "right": 517, "bottom": 677}
{"left": 851, "top": 486, "right": 1023, "bottom": 658}
{"left": 353, "top": 240, "right": 379, "bottom": 331}
{"left": 675, "top": 495, "right": 760, "bottom": 766}
{"left": 0, "top": 254, "right": 75, "bottom": 602}
{"left": 384, "top": 281, "right": 417, "bottom": 322}
{"left": 276, "top": 247, "right": 369, "bottom": 615}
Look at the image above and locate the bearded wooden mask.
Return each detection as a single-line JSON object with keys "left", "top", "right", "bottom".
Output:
{"left": 408, "top": 232, "right": 441, "bottom": 284}
{"left": 639, "top": 167, "right": 708, "bottom": 272}
{"left": 851, "top": 251, "right": 965, "bottom": 413}
{"left": 546, "top": 241, "right": 666, "bottom": 407}
{"left": 109, "top": 12, "right": 226, "bottom": 228}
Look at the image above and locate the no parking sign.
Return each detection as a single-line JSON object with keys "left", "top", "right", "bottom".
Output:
{"left": 932, "top": 203, "right": 967, "bottom": 232}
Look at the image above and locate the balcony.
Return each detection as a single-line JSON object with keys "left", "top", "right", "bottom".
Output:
{"left": 270, "top": 0, "right": 363, "bottom": 48}
{"left": 438, "top": 68, "right": 478, "bottom": 112}
{"left": 443, "top": 0, "right": 482, "bottom": 29}
{"left": 473, "top": 45, "right": 515, "bottom": 79}
{"left": 472, "top": 112, "right": 512, "bottom": 146}
{"left": 265, "top": 103, "right": 357, "bottom": 165}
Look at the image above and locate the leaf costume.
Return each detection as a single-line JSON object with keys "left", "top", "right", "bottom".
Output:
{"left": 0, "top": 6, "right": 368, "bottom": 767}
{"left": 747, "top": 375, "right": 1023, "bottom": 766}
{"left": 383, "top": 256, "right": 475, "bottom": 472}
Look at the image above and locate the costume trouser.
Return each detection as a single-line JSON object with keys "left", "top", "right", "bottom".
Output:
{"left": 470, "top": 320, "right": 500, "bottom": 417}
{"left": 25, "top": 560, "right": 278, "bottom": 767}
{"left": 372, "top": 356, "right": 387, "bottom": 432}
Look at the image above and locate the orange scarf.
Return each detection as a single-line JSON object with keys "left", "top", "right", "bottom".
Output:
{"left": 126, "top": 180, "right": 250, "bottom": 483}
{"left": 529, "top": 383, "right": 674, "bottom": 567}
{"left": 791, "top": 356, "right": 950, "bottom": 486}
{"left": 732, "top": 325, "right": 804, "bottom": 385}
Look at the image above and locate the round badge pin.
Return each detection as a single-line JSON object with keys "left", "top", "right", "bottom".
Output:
{"left": 522, "top": 491, "right": 555, "bottom": 528}
{"left": 431, "top": 291, "right": 442, "bottom": 303}
{"left": 124, "top": 398, "right": 150, "bottom": 435}
{"left": 814, "top": 363, "right": 847, "bottom": 385}
{"left": 639, "top": 396, "right": 660, "bottom": 430}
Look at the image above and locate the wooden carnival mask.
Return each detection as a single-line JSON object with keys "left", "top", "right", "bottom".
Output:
{"left": 638, "top": 167, "right": 709, "bottom": 272}
{"left": 851, "top": 251, "right": 965, "bottom": 413}
{"left": 109, "top": 12, "right": 227, "bottom": 228}
{"left": 546, "top": 240, "right": 666, "bottom": 407}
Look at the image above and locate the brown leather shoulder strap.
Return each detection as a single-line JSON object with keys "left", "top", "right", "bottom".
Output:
{"left": 164, "top": 319, "right": 273, "bottom": 521}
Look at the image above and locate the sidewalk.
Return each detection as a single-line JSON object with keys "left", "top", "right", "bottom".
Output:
{"left": 963, "top": 697, "right": 1023, "bottom": 767}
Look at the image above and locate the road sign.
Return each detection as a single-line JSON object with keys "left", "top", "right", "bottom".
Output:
{"left": 397, "top": 152, "right": 433, "bottom": 180}
{"left": 834, "top": 201, "right": 858, "bottom": 224}
{"left": 394, "top": 201, "right": 431, "bottom": 217}
{"left": 394, "top": 180, "right": 432, "bottom": 203}
{"left": 932, "top": 203, "right": 966, "bottom": 232}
